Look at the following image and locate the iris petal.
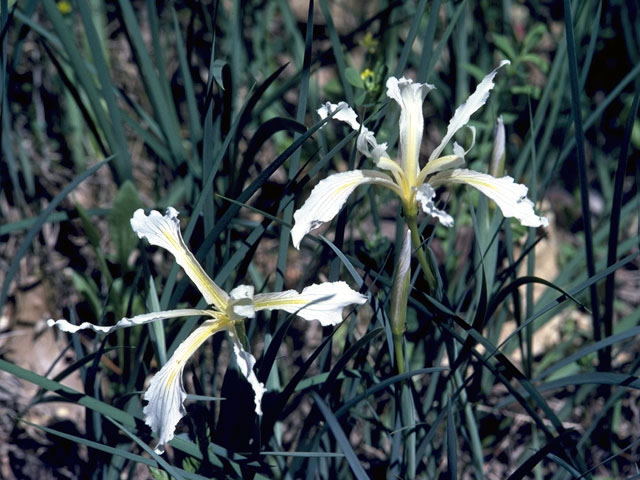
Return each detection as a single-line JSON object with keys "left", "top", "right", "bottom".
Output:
{"left": 415, "top": 184, "right": 454, "bottom": 227}
{"left": 231, "top": 338, "right": 266, "bottom": 415}
{"left": 253, "top": 281, "right": 367, "bottom": 326}
{"left": 131, "top": 208, "right": 229, "bottom": 310}
{"left": 386, "top": 77, "right": 435, "bottom": 181}
{"left": 143, "top": 318, "right": 230, "bottom": 453}
{"left": 430, "top": 168, "right": 548, "bottom": 227}
{"left": 47, "top": 309, "right": 212, "bottom": 334}
{"left": 291, "top": 170, "right": 401, "bottom": 249}
{"left": 428, "top": 60, "right": 509, "bottom": 164}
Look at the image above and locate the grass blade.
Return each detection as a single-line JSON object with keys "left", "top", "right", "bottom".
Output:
{"left": 0, "top": 158, "right": 110, "bottom": 318}
{"left": 446, "top": 400, "right": 457, "bottom": 480}
{"left": 603, "top": 87, "right": 640, "bottom": 363}
{"left": 563, "top": 0, "right": 601, "bottom": 367}
{"left": 311, "top": 392, "right": 369, "bottom": 480}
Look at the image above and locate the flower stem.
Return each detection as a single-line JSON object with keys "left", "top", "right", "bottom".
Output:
{"left": 393, "top": 332, "right": 406, "bottom": 374}
{"left": 234, "top": 320, "right": 249, "bottom": 350}
{"left": 406, "top": 214, "right": 436, "bottom": 292}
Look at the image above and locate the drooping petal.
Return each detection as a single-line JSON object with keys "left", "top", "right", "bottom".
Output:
{"left": 318, "top": 100, "right": 399, "bottom": 178}
{"left": 231, "top": 338, "right": 266, "bottom": 415}
{"left": 386, "top": 77, "right": 434, "bottom": 182}
{"left": 228, "top": 285, "right": 256, "bottom": 321}
{"left": 430, "top": 168, "right": 549, "bottom": 228}
{"left": 291, "top": 170, "right": 402, "bottom": 249}
{"left": 253, "top": 281, "right": 367, "bottom": 326}
{"left": 143, "top": 318, "right": 230, "bottom": 454}
{"left": 318, "top": 102, "right": 392, "bottom": 164}
{"left": 47, "top": 309, "right": 212, "bottom": 335}
{"left": 131, "top": 208, "right": 229, "bottom": 310}
{"left": 317, "top": 102, "right": 360, "bottom": 130}
{"left": 356, "top": 127, "right": 390, "bottom": 164}
{"left": 427, "top": 60, "right": 509, "bottom": 164}
{"left": 415, "top": 184, "right": 454, "bottom": 227}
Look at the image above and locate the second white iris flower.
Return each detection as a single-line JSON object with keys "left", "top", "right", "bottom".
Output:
{"left": 48, "top": 208, "right": 366, "bottom": 453}
{"left": 291, "top": 61, "right": 548, "bottom": 249}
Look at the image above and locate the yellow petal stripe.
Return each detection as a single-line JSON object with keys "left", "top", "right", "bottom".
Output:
{"left": 131, "top": 208, "right": 229, "bottom": 310}
{"left": 143, "top": 317, "right": 232, "bottom": 453}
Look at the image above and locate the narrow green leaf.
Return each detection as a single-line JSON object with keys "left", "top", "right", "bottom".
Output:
{"left": 563, "top": 0, "right": 602, "bottom": 367}
{"left": 109, "top": 180, "right": 143, "bottom": 267}
{"left": 0, "top": 159, "right": 110, "bottom": 317}
{"left": 319, "top": 0, "right": 355, "bottom": 103}
{"left": 311, "top": 393, "right": 369, "bottom": 480}
{"left": 446, "top": 400, "right": 457, "bottom": 480}
{"left": 76, "top": 0, "right": 132, "bottom": 182}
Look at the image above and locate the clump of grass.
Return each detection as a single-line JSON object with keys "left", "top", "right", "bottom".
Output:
{"left": 1, "top": 1, "right": 639, "bottom": 478}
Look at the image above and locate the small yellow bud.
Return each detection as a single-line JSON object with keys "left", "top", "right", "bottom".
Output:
{"left": 57, "top": 1, "right": 72, "bottom": 14}
{"left": 360, "top": 68, "right": 374, "bottom": 81}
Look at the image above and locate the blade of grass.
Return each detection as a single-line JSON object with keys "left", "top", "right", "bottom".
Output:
{"left": 333, "top": 367, "right": 447, "bottom": 420}
{"left": 106, "top": 416, "right": 186, "bottom": 480}
{"left": 171, "top": 5, "right": 202, "bottom": 148}
{"left": 393, "top": 0, "right": 428, "bottom": 77}
{"left": 273, "top": 0, "right": 314, "bottom": 290}
{"left": 506, "top": 430, "right": 578, "bottom": 480}
{"left": 39, "top": 0, "right": 130, "bottom": 181}
{"left": 425, "top": 0, "right": 468, "bottom": 83}
{"left": 417, "top": 0, "right": 442, "bottom": 82}
{"left": 603, "top": 87, "right": 640, "bottom": 365}
{"left": 146, "top": 0, "right": 173, "bottom": 111}
{"left": 499, "top": 373, "right": 640, "bottom": 404}
{"left": 318, "top": 0, "right": 354, "bottom": 105}
{"left": 542, "top": 61, "right": 640, "bottom": 190}
{"left": 320, "top": 328, "right": 384, "bottom": 397}
{"left": 38, "top": 39, "right": 108, "bottom": 157}
{"left": 117, "top": 0, "right": 184, "bottom": 167}
{"left": 444, "top": 324, "right": 587, "bottom": 472}
{"left": 0, "top": 357, "right": 248, "bottom": 468}
{"left": 0, "top": 158, "right": 110, "bottom": 318}
{"left": 76, "top": 0, "right": 132, "bottom": 182}
{"left": 446, "top": 400, "right": 457, "bottom": 480}
{"left": 261, "top": 451, "right": 345, "bottom": 458}
{"left": 564, "top": 0, "right": 601, "bottom": 367}
{"left": 402, "top": 384, "right": 416, "bottom": 479}
{"left": 20, "top": 418, "right": 212, "bottom": 480}
{"left": 496, "top": 250, "right": 640, "bottom": 356}
{"left": 311, "top": 392, "right": 370, "bottom": 480}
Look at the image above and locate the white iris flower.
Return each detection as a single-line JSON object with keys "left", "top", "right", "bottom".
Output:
{"left": 291, "top": 61, "right": 548, "bottom": 249}
{"left": 48, "top": 207, "right": 366, "bottom": 453}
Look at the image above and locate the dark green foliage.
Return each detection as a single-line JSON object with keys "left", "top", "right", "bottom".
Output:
{"left": 1, "top": 1, "right": 639, "bottom": 479}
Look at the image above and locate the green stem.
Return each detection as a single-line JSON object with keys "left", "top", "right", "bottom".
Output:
{"left": 234, "top": 320, "right": 249, "bottom": 350}
{"left": 393, "top": 333, "right": 405, "bottom": 374}
{"left": 406, "top": 214, "right": 436, "bottom": 292}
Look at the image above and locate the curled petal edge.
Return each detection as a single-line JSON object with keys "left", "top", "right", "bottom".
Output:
{"left": 415, "top": 184, "right": 454, "bottom": 227}
{"left": 430, "top": 168, "right": 549, "bottom": 228}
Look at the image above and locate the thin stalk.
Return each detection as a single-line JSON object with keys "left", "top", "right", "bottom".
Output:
{"left": 406, "top": 214, "right": 436, "bottom": 291}
{"left": 447, "top": 332, "right": 483, "bottom": 477}
{"left": 393, "top": 335, "right": 406, "bottom": 374}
